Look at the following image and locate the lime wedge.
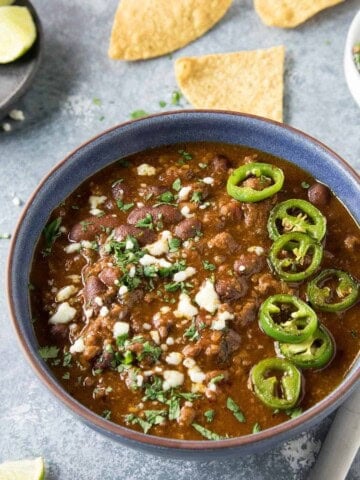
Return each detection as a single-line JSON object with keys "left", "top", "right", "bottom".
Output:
{"left": 0, "top": 0, "right": 15, "bottom": 6}
{"left": 0, "top": 457, "right": 45, "bottom": 480}
{"left": 0, "top": 6, "right": 37, "bottom": 64}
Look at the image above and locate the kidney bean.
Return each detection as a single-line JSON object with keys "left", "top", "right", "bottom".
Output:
{"left": 83, "top": 276, "right": 106, "bottom": 305}
{"left": 98, "top": 267, "right": 120, "bottom": 287}
{"left": 127, "top": 205, "right": 182, "bottom": 226}
{"left": 308, "top": 182, "right": 331, "bottom": 207}
{"left": 114, "top": 225, "right": 157, "bottom": 246}
{"left": 174, "top": 218, "right": 202, "bottom": 240}
{"left": 69, "top": 215, "right": 120, "bottom": 242}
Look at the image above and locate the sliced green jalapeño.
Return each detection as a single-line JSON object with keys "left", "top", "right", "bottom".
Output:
{"left": 250, "top": 358, "right": 302, "bottom": 410}
{"left": 259, "top": 294, "right": 318, "bottom": 343}
{"left": 267, "top": 199, "right": 326, "bottom": 241}
{"left": 277, "top": 324, "right": 334, "bottom": 369}
{"left": 269, "top": 232, "right": 323, "bottom": 282}
{"left": 307, "top": 269, "right": 359, "bottom": 312}
{"left": 227, "top": 162, "right": 284, "bottom": 203}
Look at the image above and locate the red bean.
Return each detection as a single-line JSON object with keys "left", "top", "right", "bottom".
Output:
{"left": 308, "top": 182, "right": 331, "bottom": 207}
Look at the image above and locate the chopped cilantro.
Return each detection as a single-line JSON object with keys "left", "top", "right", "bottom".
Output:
{"left": 62, "top": 372, "right": 70, "bottom": 380}
{"left": 171, "top": 91, "right": 182, "bottom": 105}
{"left": 135, "top": 213, "right": 154, "bottom": 230}
{"left": 226, "top": 397, "right": 246, "bottom": 423}
{"left": 124, "top": 413, "right": 152, "bottom": 433}
{"left": 252, "top": 422, "right": 261, "bottom": 433}
{"left": 137, "top": 341, "right": 162, "bottom": 362}
{"left": 42, "top": 217, "right": 62, "bottom": 255}
{"left": 191, "top": 191, "right": 202, "bottom": 203}
{"left": 0, "top": 233, "right": 11, "bottom": 239}
{"left": 116, "top": 333, "right": 129, "bottom": 347}
{"left": 202, "top": 260, "right": 216, "bottom": 271}
{"left": 144, "top": 409, "right": 167, "bottom": 425}
{"left": 130, "top": 110, "right": 149, "bottom": 119}
{"left": 63, "top": 351, "right": 72, "bottom": 367}
{"left": 154, "top": 191, "right": 176, "bottom": 206}
{"left": 210, "top": 374, "right": 224, "bottom": 384}
{"left": 92, "top": 97, "right": 101, "bottom": 106}
{"left": 167, "top": 397, "right": 181, "bottom": 420}
{"left": 39, "top": 346, "right": 59, "bottom": 360}
{"left": 116, "top": 199, "right": 135, "bottom": 212}
{"left": 80, "top": 220, "right": 92, "bottom": 232}
{"left": 204, "top": 410, "right": 215, "bottom": 423}
{"left": 101, "top": 409, "right": 112, "bottom": 420}
{"left": 168, "top": 237, "right": 181, "bottom": 252}
{"left": 172, "top": 178, "right": 182, "bottom": 192}
{"left": 183, "top": 322, "right": 201, "bottom": 342}
{"left": 301, "top": 181, "right": 310, "bottom": 189}
{"left": 159, "top": 100, "right": 167, "bottom": 108}
{"left": 178, "top": 149, "right": 192, "bottom": 161}
{"left": 285, "top": 407, "right": 303, "bottom": 419}
{"left": 192, "top": 423, "right": 225, "bottom": 440}
{"left": 143, "top": 376, "right": 167, "bottom": 403}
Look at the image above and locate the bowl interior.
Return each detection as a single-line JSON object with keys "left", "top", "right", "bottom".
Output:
{"left": 8, "top": 111, "right": 360, "bottom": 455}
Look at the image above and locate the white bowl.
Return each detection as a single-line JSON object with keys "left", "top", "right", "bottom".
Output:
{"left": 344, "top": 9, "right": 360, "bottom": 107}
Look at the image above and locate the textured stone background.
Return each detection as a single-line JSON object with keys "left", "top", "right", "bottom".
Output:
{"left": 0, "top": 0, "right": 359, "bottom": 478}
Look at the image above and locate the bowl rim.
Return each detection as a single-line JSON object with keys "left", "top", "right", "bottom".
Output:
{"left": 7, "top": 110, "right": 360, "bottom": 451}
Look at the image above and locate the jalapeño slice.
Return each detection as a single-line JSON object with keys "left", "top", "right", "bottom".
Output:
{"left": 307, "top": 269, "right": 359, "bottom": 312}
{"left": 227, "top": 162, "right": 284, "bottom": 203}
{"left": 268, "top": 199, "right": 326, "bottom": 242}
{"left": 250, "top": 358, "right": 302, "bottom": 410}
{"left": 259, "top": 294, "right": 318, "bottom": 343}
{"left": 269, "top": 232, "right": 323, "bottom": 282}
{"left": 277, "top": 324, "right": 335, "bottom": 369}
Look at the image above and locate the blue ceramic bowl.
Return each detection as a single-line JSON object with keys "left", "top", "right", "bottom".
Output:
{"left": 7, "top": 111, "right": 360, "bottom": 459}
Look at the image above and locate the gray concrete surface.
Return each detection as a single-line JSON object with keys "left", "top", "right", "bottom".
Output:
{"left": 0, "top": 0, "right": 359, "bottom": 478}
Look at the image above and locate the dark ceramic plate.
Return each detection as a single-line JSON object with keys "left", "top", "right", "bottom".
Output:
{"left": 0, "top": 0, "right": 43, "bottom": 119}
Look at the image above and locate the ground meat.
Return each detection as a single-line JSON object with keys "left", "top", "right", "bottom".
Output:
{"left": 308, "top": 182, "right": 331, "bottom": 207}
{"left": 177, "top": 406, "right": 196, "bottom": 427}
{"left": 114, "top": 224, "right": 157, "bottom": 246}
{"left": 98, "top": 267, "right": 120, "bottom": 287}
{"left": 124, "top": 289, "right": 145, "bottom": 309}
{"left": 233, "top": 300, "right": 258, "bottom": 327}
{"left": 69, "top": 215, "right": 120, "bottom": 242}
{"left": 242, "top": 198, "right": 275, "bottom": 234}
{"left": 83, "top": 276, "right": 106, "bottom": 305}
{"left": 189, "top": 181, "right": 211, "bottom": 201}
{"left": 127, "top": 205, "right": 182, "bottom": 226}
{"left": 218, "top": 329, "right": 241, "bottom": 363}
{"left": 253, "top": 273, "right": 293, "bottom": 295}
{"left": 219, "top": 200, "right": 243, "bottom": 221}
{"left": 208, "top": 232, "right": 239, "bottom": 253}
{"left": 242, "top": 176, "right": 271, "bottom": 190}
{"left": 211, "top": 154, "right": 231, "bottom": 173}
{"left": 160, "top": 164, "right": 195, "bottom": 184}
{"left": 174, "top": 218, "right": 202, "bottom": 240}
{"left": 234, "top": 252, "right": 266, "bottom": 276}
{"left": 93, "top": 351, "right": 114, "bottom": 370}
{"left": 215, "top": 276, "right": 248, "bottom": 302}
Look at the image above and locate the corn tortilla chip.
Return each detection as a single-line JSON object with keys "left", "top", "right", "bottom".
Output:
{"left": 175, "top": 46, "right": 285, "bottom": 122}
{"left": 109, "top": 0, "right": 232, "bottom": 61}
{"left": 254, "top": 0, "right": 344, "bottom": 28}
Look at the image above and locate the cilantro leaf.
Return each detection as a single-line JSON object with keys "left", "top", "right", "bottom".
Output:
{"left": 39, "top": 345, "right": 59, "bottom": 360}
{"left": 192, "top": 423, "right": 225, "bottom": 440}
{"left": 226, "top": 397, "right": 245, "bottom": 423}
{"left": 42, "top": 217, "right": 62, "bottom": 255}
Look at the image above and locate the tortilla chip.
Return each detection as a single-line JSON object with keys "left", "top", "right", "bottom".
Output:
{"left": 175, "top": 46, "right": 285, "bottom": 122}
{"left": 109, "top": 0, "right": 232, "bottom": 61}
{"left": 254, "top": 0, "right": 344, "bottom": 28}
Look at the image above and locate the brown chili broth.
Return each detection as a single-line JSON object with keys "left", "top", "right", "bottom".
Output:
{"left": 31, "top": 143, "right": 360, "bottom": 440}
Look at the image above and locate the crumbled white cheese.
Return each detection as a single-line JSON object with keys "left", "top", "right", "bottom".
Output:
{"left": 238, "top": 265, "right": 246, "bottom": 272}
{"left": 118, "top": 285, "right": 129, "bottom": 296}
{"left": 129, "top": 266, "right": 136, "bottom": 278}
{"left": 64, "top": 243, "right": 81, "bottom": 254}
{"left": 113, "top": 321, "right": 130, "bottom": 337}
{"left": 85, "top": 308, "right": 93, "bottom": 319}
{"left": 181, "top": 205, "right": 194, "bottom": 219}
{"left": 208, "top": 382, "right": 217, "bottom": 392}
{"left": 94, "top": 296, "right": 103, "bottom": 306}
{"left": 247, "top": 246, "right": 265, "bottom": 256}
{"left": 195, "top": 279, "right": 220, "bottom": 313}
{"left": 81, "top": 240, "right": 94, "bottom": 249}
{"left": 136, "top": 202, "right": 145, "bottom": 208}
{"left": 67, "top": 274, "right": 81, "bottom": 283}
{"left": 163, "top": 370, "right": 184, "bottom": 390}
{"left": 165, "top": 352, "right": 183, "bottom": 366}
{"left": 136, "top": 375, "right": 144, "bottom": 387}
{"left": 178, "top": 186, "right": 192, "bottom": 201}
{"left": 173, "top": 266, "right": 196, "bottom": 283}
{"left": 12, "top": 196, "right": 22, "bottom": 206}
{"left": 202, "top": 177, "right": 214, "bottom": 185}
{"left": 161, "top": 344, "right": 168, "bottom": 351}
{"left": 90, "top": 208, "right": 104, "bottom": 216}
{"left": 158, "top": 259, "right": 172, "bottom": 268}
{"left": 211, "top": 310, "right": 234, "bottom": 331}
{"left": 70, "top": 337, "right": 85, "bottom": 354}
{"left": 9, "top": 109, "right": 25, "bottom": 121}
{"left": 160, "top": 306, "right": 171, "bottom": 314}
{"left": 100, "top": 306, "right": 109, "bottom": 317}
{"left": 143, "top": 322, "right": 151, "bottom": 330}
{"left": 146, "top": 231, "right": 172, "bottom": 256}
{"left": 125, "top": 238, "right": 135, "bottom": 250}
{"left": 89, "top": 195, "right": 107, "bottom": 210}
{"left": 150, "top": 330, "right": 161, "bottom": 345}
{"left": 56, "top": 285, "right": 77, "bottom": 302}
{"left": 166, "top": 336, "right": 175, "bottom": 345}
{"left": 174, "top": 293, "right": 199, "bottom": 319}
{"left": 137, "top": 163, "right": 156, "bottom": 176}
{"left": 49, "top": 302, "right": 77, "bottom": 324}
{"left": 139, "top": 254, "right": 157, "bottom": 266}
{"left": 183, "top": 357, "right": 196, "bottom": 368}
{"left": 2, "top": 122, "right": 12, "bottom": 132}
{"left": 188, "top": 366, "right": 206, "bottom": 383}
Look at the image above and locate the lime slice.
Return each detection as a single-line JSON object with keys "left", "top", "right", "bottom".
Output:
{"left": 0, "top": 457, "right": 45, "bottom": 480}
{"left": 0, "top": 0, "right": 15, "bottom": 6}
{"left": 0, "top": 6, "right": 37, "bottom": 64}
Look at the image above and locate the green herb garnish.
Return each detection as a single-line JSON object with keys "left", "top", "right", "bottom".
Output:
{"left": 252, "top": 422, "right": 261, "bottom": 433}
{"left": 172, "top": 178, "right": 182, "bottom": 192}
{"left": 39, "top": 346, "right": 59, "bottom": 360}
{"left": 101, "top": 409, "right": 112, "bottom": 420}
{"left": 116, "top": 199, "right": 135, "bottom": 212}
{"left": 202, "top": 260, "right": 216, "bottom": 271}
{"left": 42, "top": 217, "right": 62, "bottom": 255}
{"left": 204, "top": 410, "right": 215, "bottom": 423}
{"left": 226, "top": 397, "right": 245, "bottom": 423}
{"left": 171, "top": 91, "right": 182, "bottom": 105}
{"left": 168, "top": 237, "right": 181, "bottom": 252}
{"left": 192, "top": 423, "right": 225, "bottom": 440}
{"left": 130, "top": 110, "right": 149, "bottom": 119}
{"left": 135, "top": 213, "right": 154, "bottom": 230}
